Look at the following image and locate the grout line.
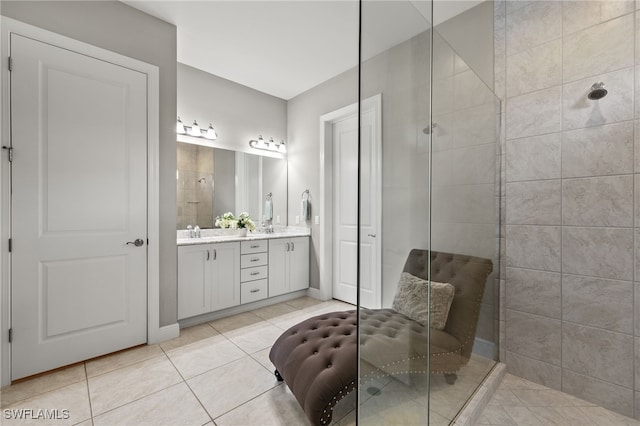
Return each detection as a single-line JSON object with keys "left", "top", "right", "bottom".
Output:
{"left": 83, "top": 363, "right": 95, "bottom": 426}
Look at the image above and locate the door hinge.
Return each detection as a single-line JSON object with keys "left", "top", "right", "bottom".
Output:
{"left": 2, "top": 146, "right": 13, "bottom": 162}
{"left": 8, "top": 328, "right": 12, "bottom": 343}
{"left": 8, "top": 238, "right": 11, "bottom": 253}
{"left": 147, "top": 238, "right": 149, "bottom": 246}
{"left": 8, "top": 57, "right": 12, "bottom": 72}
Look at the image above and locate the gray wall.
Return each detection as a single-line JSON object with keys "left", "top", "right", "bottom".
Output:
{"left": 1, "top": 0, "right": 178, "bottom": 327}
{"left": 436, "top": 1, "right": 495, "bottom": 91}
{"left": 495, "top": 0, "right": 639, "bottom": 418}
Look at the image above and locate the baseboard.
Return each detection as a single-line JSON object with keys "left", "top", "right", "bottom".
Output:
{"left": 472, "top": 337, "right": 496, "bottom": 359}
{"left": 306, "top": 287, "right": 330, "bottom": 301}
{"left": 149, "top": 323, "right": 180, "bottom": 344}
{"left": 453, "top": 362, "right": 506, "bottom": 426}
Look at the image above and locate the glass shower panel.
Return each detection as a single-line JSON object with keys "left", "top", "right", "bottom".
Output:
{"left": 358, "top": 0, "right": 433, "bottom": 423}
{"left": 429, "top": 31, "right": 501, "bottom": 423}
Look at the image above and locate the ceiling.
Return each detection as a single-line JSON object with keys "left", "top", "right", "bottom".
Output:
{"left": 124, "top": 1, "right": 483, "bottom": 100}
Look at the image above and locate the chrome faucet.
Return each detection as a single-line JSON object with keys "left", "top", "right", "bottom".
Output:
{"left": 194, "top": 225, "right": 201, "bottom": 238}
{"left": 187, "top": 225, "right": 194, "bottom": 238}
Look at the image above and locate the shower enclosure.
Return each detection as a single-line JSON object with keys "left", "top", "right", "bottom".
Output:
{"left": 356, "top": 1, "right": 501, "bottom": 423}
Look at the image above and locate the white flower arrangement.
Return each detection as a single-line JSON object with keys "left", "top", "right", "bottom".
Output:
{"left": 215, "top": 212, "right": 238, "bottom": 229}
{"left": 236, "top": 212, "right": 256, "bottom": 231}
{"left": 215, "top": 212, "right": 256, "bottom": 232}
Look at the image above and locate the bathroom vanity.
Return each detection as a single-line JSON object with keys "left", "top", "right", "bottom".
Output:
{"left": 177, "top": 229, "right": 310, "bottom": 320}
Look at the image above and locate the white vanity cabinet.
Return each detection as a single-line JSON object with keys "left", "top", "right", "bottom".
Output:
{"left": 269, "top": 237, "right": 309, "bottom": 297}
{"left": 178, "top": 241, "right": 240, "bottom": 320}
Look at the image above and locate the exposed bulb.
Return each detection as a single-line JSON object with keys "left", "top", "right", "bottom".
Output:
{"left": 278, "top": 140, "right": 287, "bottom": 153}
{"left": 189, "top": 120, "right": 201, "bottom": 137}
{"left": 256, "top": 135, "right": 267, "bottom": 149}
{"left": 205, "top": 123, "right": 217, "bottom": 140}
{"left": 176, "top": 117, "right": 186, "bottom": 134}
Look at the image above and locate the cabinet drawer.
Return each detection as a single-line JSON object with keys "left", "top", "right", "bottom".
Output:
{"left": 241, "top": 240, "right": 268, "bottom": 254}
{"left": 241, "top": 265, "right": 268, "bottom": 282}
{"left": 241, "top": 279, "right": 268, "bottom": 304}
{"left": 241, "top": 252, "right": 268, "bottom": 269}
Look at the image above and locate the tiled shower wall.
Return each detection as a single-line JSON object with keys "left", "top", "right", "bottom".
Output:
{"left": 176, "top": 142, "right": 214, "bottom": 230}
{"left": 495, "top": 0, "right": 639, "bottom": 418}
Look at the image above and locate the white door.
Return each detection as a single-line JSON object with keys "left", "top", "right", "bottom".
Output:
{"left": 331, "top": 105, "right": 379, "bottom": 308}
{"left": 11, "top": 34, "right": 148, "bottom": 379}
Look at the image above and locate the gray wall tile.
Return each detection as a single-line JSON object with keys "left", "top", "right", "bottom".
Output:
{"left": 636, "top": 391, "right": 640, "bottom": 421}
{"left": 451, "top": 144, "right": 496, "bottom": 185}
{"left": 506, "top": 133, "right": 561, "bottom": 182}
{"left": 562, "top": 67, "right": 634, "bottom": 131}
{"left": 506, "top": 267, "right": 561, "bottom": 318}
{"left": 562, "top": 227, "right": 634, "bottom": 280}
{"left": 636, "top": 175, "right": 640, "bottom": 225}
{"left": 562, "top": 175, "right": 634, "bottom": 227}
{"left": 636, "top": 283, "right": 640, "bottom": 336}
{"left": 454, "top": 69, "right": 494, "bottom": 111}
{"left": 562, "top": 0, "right": 634, "bottom": 36}
{"left": 506, "top": 1, "right": 562, "bottom": 56}
{"left": 563, "top": 274, "right": 634, "bottom": 333}
{"left": 562, "top": 370, "right": 634, "bottom": 417}
{"left": 563, "top": 14, "right": 634, "bottom": 82}
{"left": 562, "top": 121, "right": 634, "bottom": 178}
{"left": 506, "top": 39, "right": 562, "bottom": 97}
{"left": 506, "top": 225, "right": 561, "bottom": 271}
{"left": 506, "top": 180, "right": 561, "bottom": 225}
{"left": 636, "top": 121, "right": 640, "bottom": 172}
{"left": 563, "top": 322, "right": 634, "bottom": 388}
{"left": 453, "top": 102, "right": 498, "bottom": 147}
{"left": 636, "top": 337, "right": 640, "bottom": 389}
{"left": 505, "top": 351, "right": 562, "bottom": 390}
{"left": 506, "top": 310, "right": 561, "bottom": 365}
{"left": 636, "top": 230, "right": 640, "bottom": 284}
{"left": 507, "top": 86, "right": 562, "bottom": 139}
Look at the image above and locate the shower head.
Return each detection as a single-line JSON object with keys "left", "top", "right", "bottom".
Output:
{"left": 587, "top": 82, "right": 608, "bottom": 100}
{"left": 198, "top": 177, "right": 206, "bottom": 184}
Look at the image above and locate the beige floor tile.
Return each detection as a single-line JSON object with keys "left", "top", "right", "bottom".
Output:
{"left": 224, "top": 322, "right": 285, "bottom": 354}
{"left": 166, "top": 334, "right": 245, "bottom": 379}
{"left": 477, "top": 405, "right": 517, "bottom": 425}
{"left": 492, "top": 388, "right": 525, "bottom": 406}
{"left": 86, "top": 344, "right": 164, "bottom": 378}
{"left": 214, "top": 384, "right": 310, "bottom": 426}
{"left": 93, "top": 382, "right": 210, "bottom": 426}
{"left": 250, "top": 347, "right": 275, "bottom": 373}
{"left": 74, "top": 420, "right": 93, "bottom": 426}
{"left": 188, "top": 356, "right": 278, "bottom": 420}
{"left": 88, "top": 356, "right": 182, "bottom": 416}
{"left": 2, "top": 381, "right": 91, "bottom": 426}
{"left": 251, "top": 302, "right": 298, "bottom": 321}
{"left": 510, "top": 389, "right": 573, "bottom": 407}
{"left": 579, "top": 406, "right": 640, "bottom": 425}
{"left": 501, "top": 406, "right": 544, "bottom": 426}
{"left": 284, "top": 296, "right": 324, "bottom": 310}
{"left": 269, "top": 311, "right": 316, "bottom": 331}
{"left": 1, "top": 364, "right": 86, "bottom": 408}
{"left": 209, "top": 312, "right": 263, "bottom": 334}
{"left": 551, "top": 406, "right": 598, "bottom": 425}
{"left": 159, "top": 323, "right": 219, "bottom": 352}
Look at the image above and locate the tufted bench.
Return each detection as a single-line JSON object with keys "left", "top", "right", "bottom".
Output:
{"left": 269, "top": 249, "right": 492, "bottom": 426}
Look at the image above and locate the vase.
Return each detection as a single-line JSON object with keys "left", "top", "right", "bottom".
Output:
{"left": 236, "top": 228, "right": 248, "bottom": 237}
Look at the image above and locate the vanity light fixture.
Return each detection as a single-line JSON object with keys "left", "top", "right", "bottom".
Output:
{"left": 176, "top": 117, "right": 218, "bottom": 140}
{"left": 249, "top": 135, "right": 286, "bottom": 153}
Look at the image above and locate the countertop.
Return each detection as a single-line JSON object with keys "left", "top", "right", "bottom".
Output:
{"left": 177, "top": 226, "right": 310, "bottom": 246}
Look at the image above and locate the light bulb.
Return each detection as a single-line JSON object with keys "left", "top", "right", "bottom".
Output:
{"left": 268, "top": 138, "right": 276, "bottom": 150}
{"left": 278, "top": 140, "right": 287, "bottom": 153}
{"left": 176, "top": 117, "right": 186, "bottom": 134}
{"left": 189, "top": 120, "right": 201, "bottom": 137}
{"left": 206, "top": 123, "right": 217, "bottom": 140}
{"left": 256, "top": 135, "right": 266, "bottom": 149}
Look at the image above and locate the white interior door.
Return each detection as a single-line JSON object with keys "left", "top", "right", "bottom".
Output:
{"left": 331, "top": 105, "right": 379, "bottom": 308}
{"left": 10, "top": 34, "right": 148, "bottom": 379}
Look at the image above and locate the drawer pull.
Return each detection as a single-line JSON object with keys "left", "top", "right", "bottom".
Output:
{"left": 250, "top": 289, "right": 260, "bottom": 293}
{"left": 250, "top": 258, "right": 260, "bottom": 262}
{"left": 250, "top": 244, "right": 260, "bottom": 248}
{"left": 250, "top": 272, "right": 260, "bottom": 276}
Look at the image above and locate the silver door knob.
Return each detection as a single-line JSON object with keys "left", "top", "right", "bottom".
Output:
{"left": 126, "top": 239, "right": 144, "bottom": 247}
{"left": 367, "top": 234, "right": 376, "bottom": 238}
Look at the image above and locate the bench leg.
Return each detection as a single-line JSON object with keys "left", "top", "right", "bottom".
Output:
{"left": 444, "top": 373, "right": 457, "bottom": 385}
{"left": 275, "top": 369, "right": 284, "bottom": 382}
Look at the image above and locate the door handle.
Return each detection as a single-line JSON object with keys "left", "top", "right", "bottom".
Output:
{"left": 213, "top": 249, "right": 217, "bottom": 260}
{"left": 368, "top": 234, "right": 376, "bottom": 238}
{"left": 206, "top": 250, "right": 210, "bottom": 261}
{"left": 291, "top": 242, "right": 295, "bottom": 251}
{"left": 286, "top": 243, "right": 290, "bottom": 252}
{"left": 250, "top": 272, "right": 260, "bottom": 276}
{"left": 126, "top": 238, "right": 144, "bottom": 247}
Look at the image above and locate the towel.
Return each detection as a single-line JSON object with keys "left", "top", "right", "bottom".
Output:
{"left": 301, "top": 199, "right": 310, "bottom": 221}
{"left": 264, "top": 198, "right": 273, "bottom": 221}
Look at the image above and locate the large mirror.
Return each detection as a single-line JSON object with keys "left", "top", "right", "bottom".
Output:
{"left": 176, "top": 142, "right": 287, "bottom": 229}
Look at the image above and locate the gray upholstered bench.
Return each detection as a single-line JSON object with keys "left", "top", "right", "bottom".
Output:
{"left": 269, "top": 249, "right": 493, "bottom": 426}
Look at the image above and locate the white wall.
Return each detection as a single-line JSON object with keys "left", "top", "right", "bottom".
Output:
{"left": 1, "top": 0, "right": 178, "bottom": 327}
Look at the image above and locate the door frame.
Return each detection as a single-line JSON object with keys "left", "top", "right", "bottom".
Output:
{"left": 0, "top": 17, "right": 167, "bottom": 386}
{"left": 317, "top": 94, "right": 381, "bottom": 308}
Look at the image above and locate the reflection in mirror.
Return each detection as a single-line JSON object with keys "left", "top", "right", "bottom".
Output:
{"left": 177, "top": 142, "right": 287, "bottom": 230}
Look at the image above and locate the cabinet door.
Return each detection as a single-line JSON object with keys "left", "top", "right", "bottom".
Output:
{"left": 211, "top": 241, "right": 241, "bottom": 311}
{"left": 289, "top": 237, "right": 310, "bottom": 292}
{"left": 178, "top": 245, "right": 212, "bottom": 320}
{"left": 268, "top": 239, "right": 288, "bottom": 297}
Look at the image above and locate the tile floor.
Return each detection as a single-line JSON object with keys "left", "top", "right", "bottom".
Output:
{"left": 0, "top": 295, "right": 498, "bottom": 426}
{"left": 478, "top": 373, "right": 640, "bottom": 426}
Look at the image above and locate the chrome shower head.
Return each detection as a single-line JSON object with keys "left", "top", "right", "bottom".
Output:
{"left": 588, "top": 82, "right": 607, "bottom": 100}
{"left": 198, "top": 177, "right": 206, "bottom": 184}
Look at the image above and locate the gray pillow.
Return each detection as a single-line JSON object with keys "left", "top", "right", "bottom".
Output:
{"left": 392, "top": 272, "right": 455, "bottom": 330}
